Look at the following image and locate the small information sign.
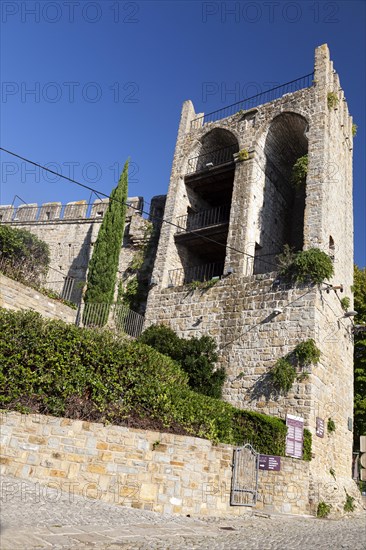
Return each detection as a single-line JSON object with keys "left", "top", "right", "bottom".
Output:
{"left": 316, "top": 417, "right": 325, "bottom": 438}
{"left": 285, "top": 414, "right": 304, "bottom": 459}
{"left": 259, "top": 454, "right": 281, "bottom": 471}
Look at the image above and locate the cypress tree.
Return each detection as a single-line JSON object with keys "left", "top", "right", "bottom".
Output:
{"left": 83, "top": 159, "right": 129, "bottom": 324}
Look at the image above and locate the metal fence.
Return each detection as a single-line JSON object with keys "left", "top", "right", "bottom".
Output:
{"left": 168, "top": 261, "right": 225, "bottom": 287}
{"left": 176, "top": 205, "right": 230, "bottom": 234}
{"left": 187, "top": 144, "right": 238, "bottom": 175}
{"left": 76, "top": 302, "right": 144, "bottom": 338}
{"left": 61, "top": 276, "right": 75, "bottom": 302}
{"left": 191, "top": 73, "right": 314, "bottom": 129}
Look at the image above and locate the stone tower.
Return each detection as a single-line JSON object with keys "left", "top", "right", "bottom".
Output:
{"left": 145, "top": 44, "right": 357, "bottom": 510}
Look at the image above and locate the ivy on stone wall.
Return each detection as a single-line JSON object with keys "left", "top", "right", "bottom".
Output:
{"left": 270, "top": 339, "right": 321, "bottom": 394}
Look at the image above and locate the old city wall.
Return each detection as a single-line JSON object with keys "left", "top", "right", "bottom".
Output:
{"left": 0, "top": 198, "right": 152, "bottom": 304}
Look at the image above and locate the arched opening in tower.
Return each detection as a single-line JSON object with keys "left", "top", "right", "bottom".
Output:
{"left": 254, "top": 113, "right": 308, "bottom": 274}
{"left": 175, "top": 128, "right": 239, "bottom": 283}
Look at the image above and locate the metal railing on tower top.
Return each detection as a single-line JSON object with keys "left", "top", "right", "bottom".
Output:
{"left": 191, "top": 72, "right": 314, "bottom": 129}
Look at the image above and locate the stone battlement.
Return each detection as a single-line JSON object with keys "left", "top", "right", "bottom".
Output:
{"left": 0, "top": 197, "right": 144, "bottom": 224}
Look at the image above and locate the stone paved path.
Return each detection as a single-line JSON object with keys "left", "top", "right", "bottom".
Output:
{"left": 1, "top": 476, "right": 365, "bottom": 549}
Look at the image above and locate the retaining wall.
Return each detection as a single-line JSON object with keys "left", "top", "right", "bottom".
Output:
{"left": 0, "top": 412, "right": 313, "bottom": 517}
{"left": 0, "top": 274, "right": 77, "bottom": 324}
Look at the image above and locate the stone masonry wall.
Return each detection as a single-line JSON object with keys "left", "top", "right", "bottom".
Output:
{"left": 0, "top": 412, "right": 313, "bottom": 517}
{"left": 0, "top": 274, "right": 77, "bottom": 324}
{"left": 146, "top": 273, "right": 317, "bottom": 421}
{"left": 145, "top": 271, "right": 358, "bottom": 504}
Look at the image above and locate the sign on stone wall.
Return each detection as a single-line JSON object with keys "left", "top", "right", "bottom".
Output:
{"left": 259, "top": 454, "right": 281, "bottom": 471}
{"left": 316, "top": 417, "right": 325, "bottom": 438}
{"left": 285, "top": 414, "right": 304, "bottom": 459}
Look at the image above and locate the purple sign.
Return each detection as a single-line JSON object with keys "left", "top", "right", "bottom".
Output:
{"left": 285, "top": 414, "right": 304, "bottom": 459}
{"left": 316, "top": 417, "right": 325, "bottom": 438}
{"left": 259, "top": 454, "right": 281, "bottom": 471}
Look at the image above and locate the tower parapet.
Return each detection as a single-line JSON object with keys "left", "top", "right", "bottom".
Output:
{"left": 0, "top": 196, "right": 144, "bottom": 224}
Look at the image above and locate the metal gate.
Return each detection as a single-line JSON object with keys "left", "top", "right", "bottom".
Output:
{"left": 230, "top": 443, "right": 259, "bottom": 506}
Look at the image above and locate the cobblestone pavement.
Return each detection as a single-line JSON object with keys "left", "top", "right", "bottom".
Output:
{"left": 1, "top": 476, "right": 365, "bottom": 550}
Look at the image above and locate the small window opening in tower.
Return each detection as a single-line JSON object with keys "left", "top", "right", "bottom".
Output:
{"left": 97, "top": 211, "right": 104, "bottom": 217}
{"left": 174, "top": 128, "right": 239, "bottom": 283}
{"left": 329, "top": 236, "right": 335, "bottom": 260}
{"left": 254, "top": 112, "right": 309, "bottom": 275}
{"left": 46, "top": 211, "right": 51, "bottom": 220}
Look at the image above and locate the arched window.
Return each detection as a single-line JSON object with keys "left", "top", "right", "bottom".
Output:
{"left": 254, "top": 112, "right": 309, "bottom": 274}
{"left": 175, "top": 129, "right": 239, "bottom": 282}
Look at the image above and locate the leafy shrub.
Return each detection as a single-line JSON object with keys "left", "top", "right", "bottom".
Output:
{"left": 317, "top": 501, "right": 331, "bottom": 518}
{"left": 139, "top": 324, "right": 225, "bottom": 398}
{"left": 352, "top": 123, "right": 357, "bottom": 137}
{"left": 270, "top": 340, "right": 320, "bottom": 394}
{"left": 270, "top": 358, "right": 296, "bottom": 394}
{"left": 343, "top": 490, "right": 356, "bottom": 512}
{"left": 188, "top": 278, "right": 218, "bottom": 291}
{"left": 120, "top": 277, "right": 140, "bottom": 309}
{"left": 0, "top": 225, "right": 50, "bottom": 286}
{"left": 303, "top": 429, "right": 312, "bottom": 461}
{"left": 40, "top": 287, "right": 78, "bottom": 310}
{"left": 0, "top": 308, "right": 299, "bottom": 456}
{"left": 340, "top": 297, "right": 350, "bottom": 311}
{"left": 294, "top": 339, "right": 321, "bottom": 366}
{"left": 327, "top": 92, "right": 338, "bottom": 109}
{"left": 120, "top": 222, "right": 158, "bottom": 313}
{"left": 291, "top": 155, "right": 308, "bottom": 188}
{"left": 279, "top": 248, "right": 334, "bottom": 284}
{"left": 139, "top": 324, "right": 181, "bottom": 361}
{"left": 276, "top": 244, "right": 297, "bottom": 273}
{"left": 327, "top": 418, "right": 336, "bottom": 433}
{"left": 179, "top": 335, "right": 225, "bottom": 398}
{"left": 237, "top": 149, "right": 249, "bottom": 161}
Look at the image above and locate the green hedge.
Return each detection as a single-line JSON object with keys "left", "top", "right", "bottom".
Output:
{"left": 0, "top": 225, "right": 50, "bottom": 286}
{"left": 0, "top": 308, "right": 311, "bottom": 458}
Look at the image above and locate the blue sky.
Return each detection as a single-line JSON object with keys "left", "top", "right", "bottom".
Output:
{"left": 1, "top": 0, "right": 365, "bottom": 266}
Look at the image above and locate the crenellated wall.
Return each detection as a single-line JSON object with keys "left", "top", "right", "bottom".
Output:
{"left": 0, "top": 197, "right": 157, "bottom": 304}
